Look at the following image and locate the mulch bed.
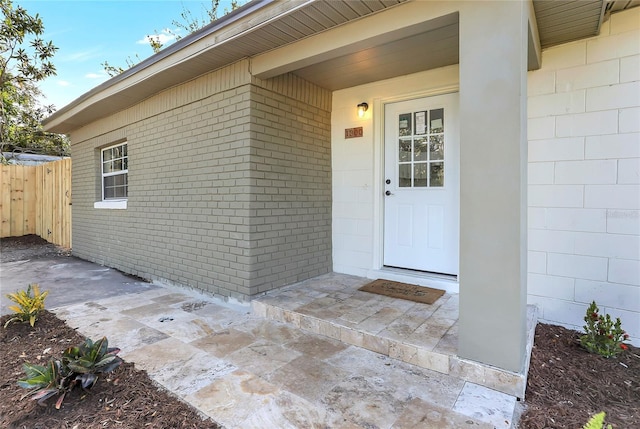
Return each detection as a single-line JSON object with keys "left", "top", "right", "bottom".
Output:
{"left": 518, "top": 323, "right": 640, "bottom": 428}
{"left": 0, "top": 311, "right": 221, "bottom": 429}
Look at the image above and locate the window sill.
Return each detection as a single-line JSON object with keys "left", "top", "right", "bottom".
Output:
{"left": 94, "top": 200, "right": 127, "bottom": 209}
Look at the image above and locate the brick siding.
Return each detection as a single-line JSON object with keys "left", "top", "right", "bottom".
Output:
{"left": 70, "top": 60, "right": 331, "bottom": 302}
{"left": 247, "top": 76, "right": 333, "bottom": 295}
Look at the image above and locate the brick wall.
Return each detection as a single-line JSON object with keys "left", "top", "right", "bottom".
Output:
{"left": 527, "top": 7, "right": 640, "bottom": 343}
{"left": 71, "top": 60, "right": 332, "bottom": 302}
{"left": 248, "top": 75, "right": 333, "bottom": 294}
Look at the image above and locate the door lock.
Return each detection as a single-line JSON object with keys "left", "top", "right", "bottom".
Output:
{"left": 385, "top": 179, "right": 391, "bottom": 184}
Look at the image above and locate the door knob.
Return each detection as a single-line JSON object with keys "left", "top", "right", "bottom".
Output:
{"left": 385, "top": 190, "right": 392, "bottom": 196}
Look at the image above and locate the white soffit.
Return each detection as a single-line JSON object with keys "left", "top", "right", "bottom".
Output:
{"left": 291, "top": 17, "right": 459, "bottom": 91}
{"left": 46, "top": 0, "right": 637, "bottom": 134}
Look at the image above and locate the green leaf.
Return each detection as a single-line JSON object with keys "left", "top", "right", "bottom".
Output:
{"left": 583, "top": 412, "right": 607, "bottom": 429}
{"left": 20, "top": 362, "right": 50, "bottom": 382}
{"left": 18, "top": 360, "right": 61, "bottom": 403}
{"left": 63, "top": 346, "right": 80, "bottom": 360}
{"left": 78, "top": 338, "right": 94, "bottom": 357}
{"left": 66, "top": 361, "right": 91, "bottom": 374}
{"left": 95, "top": 355, "right": 116, "bottom": 367}
{"left": 94, "top": 337, "right": 109, "bottom": 360}
{"left": 97, "top": 356, "right": 123, "bottom": 374}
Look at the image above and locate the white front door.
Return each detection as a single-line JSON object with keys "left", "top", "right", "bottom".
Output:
{"left": 383, "top": 94, "right": 459, "bottom": 275}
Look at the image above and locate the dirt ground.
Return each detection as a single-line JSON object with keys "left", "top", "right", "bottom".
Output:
{"left": 1, "top": 235, "right": 638, "bottom": 428}
{"left": 0, "top": 234, "right": 72, "bottom": 263}
{"left": 519, "top": 324, "right": 639, "bottom": 429}
{"left": 0, "top": 311, "right": 221, "bottom": 429}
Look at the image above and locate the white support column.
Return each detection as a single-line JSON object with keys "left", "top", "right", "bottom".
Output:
{"left": 458, "top": 1, "right": 529, "bottom": 373}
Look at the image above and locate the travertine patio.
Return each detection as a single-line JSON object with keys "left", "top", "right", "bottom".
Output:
{"left": 44, "top": 268, "right": 535, "bottom": 428}
{"left": 254, "top": 273, "right": 537, "bottom": 399}
{"left": 2, "top": 252, "right": 533, "bottom": 429}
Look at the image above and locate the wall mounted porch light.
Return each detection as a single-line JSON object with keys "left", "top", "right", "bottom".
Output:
{"left": 357, "top": 102, "right": 369, "bottom": 118}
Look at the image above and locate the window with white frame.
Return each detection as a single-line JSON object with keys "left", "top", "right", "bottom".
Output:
{"left": 101, "top": 143, "right": 128, "bottom": 200}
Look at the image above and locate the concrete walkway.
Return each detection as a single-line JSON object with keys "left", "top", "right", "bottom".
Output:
{"left": 1, "top": 257, "right": 159, "bottom": 314}
{"left": 1, "top": 256, "right": 521, "bottom": 428}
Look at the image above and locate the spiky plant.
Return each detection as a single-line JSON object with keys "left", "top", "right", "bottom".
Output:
{"left": 4, "top": 284, "right": 48, "bottom": 328}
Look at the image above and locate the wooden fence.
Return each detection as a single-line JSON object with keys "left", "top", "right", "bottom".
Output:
{"left": 0, "top": 158, "right": 72, "bottom": 248}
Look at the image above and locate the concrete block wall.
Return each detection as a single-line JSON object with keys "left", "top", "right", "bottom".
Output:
{"left": 71, "top": 61, "right": 332, "bottom": 302}
{"left": 247, "top": 74, "right": 333, "bottom": 295}
{"left": 527, "top": 7, "right": 640, "bottom": 343}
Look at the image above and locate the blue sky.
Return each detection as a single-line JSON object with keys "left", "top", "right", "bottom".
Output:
{"left": 18, "top": 1, "right": 238, "bottom": 110}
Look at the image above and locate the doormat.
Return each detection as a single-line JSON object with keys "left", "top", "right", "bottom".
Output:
{"left": 358, "top": 279, "right": 445, "bottom": 305}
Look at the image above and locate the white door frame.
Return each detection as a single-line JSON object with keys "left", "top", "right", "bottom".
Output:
{"left": 371, "top": 86, "right": 459, "bottom": 276}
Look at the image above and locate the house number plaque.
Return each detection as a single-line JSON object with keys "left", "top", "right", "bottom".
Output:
{"left": 345, "top": 127, "right": 363, "bottom": 139}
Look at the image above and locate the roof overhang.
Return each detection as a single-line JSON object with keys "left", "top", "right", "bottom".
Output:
{"left": 44, "top": 0, "right": 624, "bottom": 135}
{"left": 44, "top": 0, "right": 414, "bottom": 134}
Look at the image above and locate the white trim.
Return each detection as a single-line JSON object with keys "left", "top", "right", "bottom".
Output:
{"left": 373, "top": 96, "right": 385, "bottom": 270}
{"left": 101, "top": 142, "right": 128, "bottom": 202}
{"left": 94, "top": 200, "right": 127, "bottom": 210}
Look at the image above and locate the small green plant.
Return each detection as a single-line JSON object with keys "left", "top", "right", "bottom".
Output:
{"left": 583, "top": 412, "right": 612, "bottom": 429}
{"left": 18, "top": 360, "right": 69, "bottom": 409}
{"left": 580, "top": 301, "right": 629, "bottom": 358}
{"left": 62, "top": 337, "right": 123, "bottom": 389}
{"left": 4, "top": 284, "right": 49, "bottom": 328}
{"left": 17, "top": 336, "right": 123, "bottom": 409}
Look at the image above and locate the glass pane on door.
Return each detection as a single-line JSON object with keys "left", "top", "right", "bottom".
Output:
{"left": 415, "top": 111, "right": 427, "bottom": 135}
{"left": 399, "top": 113, "right": 412, "bottom": 136}
{"left": 399, "top": 139, "right": 411, "bottom": 162}
{"left": 414, "top": 164, "right": 427, "bottom": 187}
{"left": 430, "top": 135, "right": 444, "bottom": 160}
{"left": 430, "top": 108, "right": 444, "bottom": 133}
{"left": 399, "top": 164, "right": 412, "bottom": 187}
{"left": 414, "top": 137, "right": 428, "bottom": 161}
{"left": 396, "top": 109, "right": 445, "bottom": 188}
{"left": 430, "top": 163, "right": 444, "bottom": 187}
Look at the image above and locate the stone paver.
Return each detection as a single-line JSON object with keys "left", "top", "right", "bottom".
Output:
{"left": 2, "top": 257, "right": 523, "bottom": 428}
{"left": 52, "top": 283, "right": 515, "bottom": 428}
{"left": 256, "top": 273, "right": 536, "bottom": 400}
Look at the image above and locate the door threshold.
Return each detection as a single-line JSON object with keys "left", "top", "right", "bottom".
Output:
{"left": 367, "top": 266, "right": 460, "bottom": 294}
{"left": 383, "top": 265, "right": 457, "bottom": 281}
